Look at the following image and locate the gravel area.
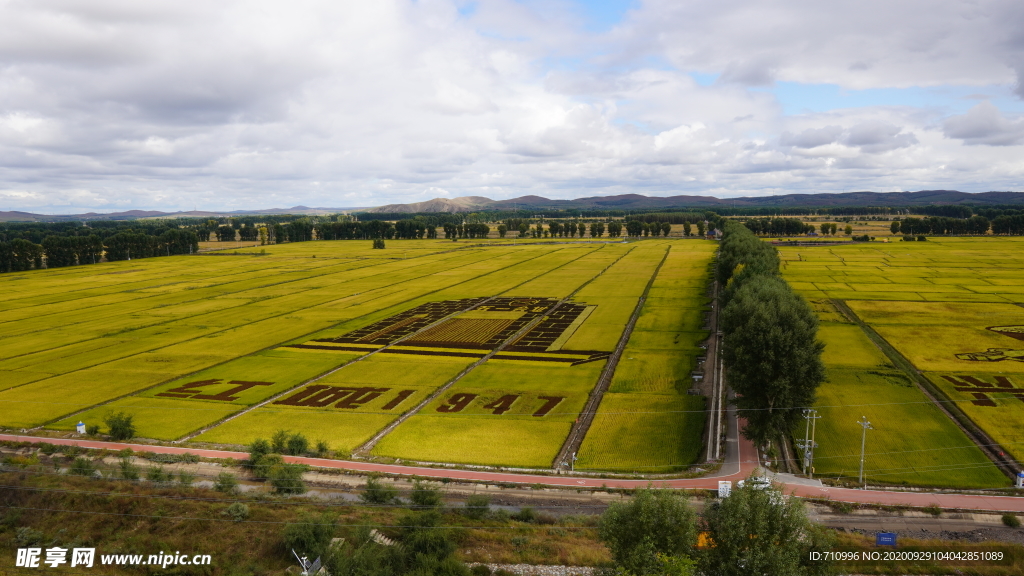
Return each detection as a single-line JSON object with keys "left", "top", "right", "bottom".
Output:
{"left": 468, "top": 563, "right": 595, "bottom": 576}
{"left": 844, "top": 527, "right": 1024, "bottom": 545}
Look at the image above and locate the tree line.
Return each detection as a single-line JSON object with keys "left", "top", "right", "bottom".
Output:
{"left": 889, "top": 215, "right": 992, "bottom": 235}
{"left": 717, "top": 220, "right": 826, "bottom": 449}
{"left": 0, "top": 226, "right": 199, "bottom": 273}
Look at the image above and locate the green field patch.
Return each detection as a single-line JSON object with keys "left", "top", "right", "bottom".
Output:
{"left": 48, "top": 397, "right": 241, "bottom": 440}
{"left": 635, "top": 306, "right": 704, "bottom": 332}
{"left": 194, "top": 406, "right": 397, "bottom": 452}
{"left": 625, "top": 330, "right": 705, "bottom": 351}
{"left": 847, "top": 301, "right": 1024, "bottom": 326}
{"left": 319, "top": 355, "right": 475, "bottom": 387}
{"left": 455, "top": 361, "right": 604, "bottom": 393}
{"left": 0, "top": 370, "right": 54, "bottom": 391}
{"left": 576, "top": 393, "right": 706, "bottom": 472}
{"left": 927, "top": 372, "right": 1024, "bottom": 463}
{"left": 419, "top": 387, "right": 588, "bottom": 422}
{"left": 874, "top": 325, "right": 1024, "bottom": 373}
{"left": 372, "top": 415, "right": 571, "bottom": 468}
{"left": 609, "top": 351, "right": 693, "bottom": 394}
{"left": 825, "top": 291, "right": 927, "bottom": 301}
{"left": 805, "top": 368, "right": 1007, "bottom": 488}
{"left": 818, "top": 323, "right": 891, "bottom": 369}
{"left": 0, "top": 369, "right": 174, "bottom": 428}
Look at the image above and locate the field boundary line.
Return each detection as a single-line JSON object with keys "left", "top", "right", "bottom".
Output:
{"left": 18, "top": 250, "right": 513, "bottom": 435}
{"left": 176, "top": 247, "right": 588, "bottom": 442}
{"left": 552, "top": 244, "right": 673, "bottom": 470}
{"left": 353, "top": 244, "right": 632, "bottom": 456}
{"left": 831, "top": 299, "right": 1020, "bottom": 480}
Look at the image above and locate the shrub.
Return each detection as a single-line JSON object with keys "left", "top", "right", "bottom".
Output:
{"left": 178, "top": 470, "right": 196, "bottom": 488}
{"left": 118, "top": 456, "right": 140, "bottom": 481}
{"left": 214, "top": 472, "right": 239, "bottom": 494}
{"left": 314, "top": 440, "right": 331, "bottom": 458}
{"left": 1003, "top": 514, "right": 1021, "bottom": 528}
{"left": 146, "top": 466, "right": 172, "bottom": 484}
{"left": 462, "top": 494, "right": 490, "bottom": 520}
{"left": 286, "top": 433, "right": 309, "bottom": 456}
{"left": 923, "top": 504, "right": 942, "bottom": 517}
{"left": 372, "top": 239, "right": 385, "bottom": 249}
{"left": 69, "top": 457, "right": 96, "bottom": 477}
{"left": 253, "top": 454, "right": 283, "bottom": 481}
{"left": 917, "top": 235, "right": 927, "bottom": 241}
{"left": 284, "top": 512, "right": 337, "bottom": 559}
{"left": 271, "top": 430, "right": 290, "bottom": 454}
{"left": 248, "top": 438, "right": 271, "bottom": 467}
{"left": 511, "top": 507, "right": 537, "bottom": 523}
{"left": 361, "top": 475, "right": 398, "bottom": 504}
{"left": 85, "top": 424, "right": 100, "bottom": 436}
{"left": 223, "top": 503, "right": 250, "bottom": 522}
{"left": 470, "top": 565, "right": 492, "bottom": 576}
{"left": 103, "top": 411, "right": 136, "bottom": 441}
{"left": 410, "top": 480, "right": 443, "bottom": 509}
{"left": 268, "top": 462, "right": 307, "bottom": 494}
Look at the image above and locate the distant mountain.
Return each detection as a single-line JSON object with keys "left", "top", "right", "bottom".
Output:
{"left": 4, "top": 190, "right": 1023, "bottom": 222}
{"left": 362, "top": 190, "right": 1024, "bottom": 213}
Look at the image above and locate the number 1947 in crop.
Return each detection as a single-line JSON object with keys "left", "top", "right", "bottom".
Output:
{"left": 436, "top": 393, "right": 564, "bottom": 416}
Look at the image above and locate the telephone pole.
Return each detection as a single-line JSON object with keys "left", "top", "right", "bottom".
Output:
{"left": 858, "top": 416, "right": 873, "bottom": 488}
{"left": 798, "top": 409, "right": 820, "bottom": 477}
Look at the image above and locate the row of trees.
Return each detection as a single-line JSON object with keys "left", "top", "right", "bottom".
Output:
{"left": 0, "top": 228, "right": 199, "bottom": 272}
{"left": 718, "top": 220, "right": 827, "bottom": 448}
{"left": 742, "top": 217, "right": 816, "bottom": 236}
{"left": 889, "top": 215, "right": 991, "bottom": 235}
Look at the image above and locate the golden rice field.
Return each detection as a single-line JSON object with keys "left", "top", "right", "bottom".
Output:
{"left": 780, "top": 237, "right": 1024, "bottom": 487}
{"left": 1, "top": 237, "right": 716, "bottom": 469}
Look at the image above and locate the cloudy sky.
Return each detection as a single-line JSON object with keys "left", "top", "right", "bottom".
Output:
{"left": 1, "top": 0, "right": 1024, "bottom": 213}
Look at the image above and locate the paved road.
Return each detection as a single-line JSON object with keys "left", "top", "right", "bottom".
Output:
{"left": 3, "top": 424, "right": 1022, "bottom": 513}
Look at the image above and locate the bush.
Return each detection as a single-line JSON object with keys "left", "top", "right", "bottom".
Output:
{"left": 248, "top": 438, "right": 271, "bottom": 467}
{"left": 103, "top": 411, "right": 136, "bottom": 441}
{"left": 85, "top": 424, "right": 100, "bottom": 436}
{"left": 214, "top": 472, "right": 239, "bottom": 494}
{"left": 470, "top": 565, "right": 491, "bottom": 576}
{"left": 923, "top": 504, "right": 942, "bottom": 517}
{"left": 410, "top": 480, "right": 443, "bottom": 509}
{"left": 223, "top": 503, "right": 250, "bottom": 522}
{"left": 146, "top": 466, "right": 172, "bottom": 484}
{"left": 372, "top": 239, "right": 385, "bottom": 249}
{"left": 361, "top": 475, "right": 398, "bottom": 504}
{"left": 118, "top": 456, "right": 140, "bottom": 481}
{"left": 286, "top": 433, "right": 309, "bottom": 456}
{"left": 1003, "top": 513, "right": 1021, "bottom": 528}
{"left": 511, "top": 507, "right": 537, "bottom": 523}
{"left": 69, "top": 457, "right": 97, "bottom": 477}
{"left": 271, "top": 430, "right": 290, "bottom": 454}
{"left": 268, "top": 462, "right": 307, "bottom": 494}
{"left": 917, "top": 235, "right": 927, "bottom": 241}
{"left": 253, "top": 454, "right": 283, "bottom": 481}
{"left": 599, "top": 488, "right": 697, "bottom": 576}
{"left": 284, "top": 512, "right": 337, "bottom": 559}
{"left": 314, "top": 440, "right": 331, "bottom": 458}
{"left": 178, "top": 470, "right": 196, "bottom": 488}
{"left": 462, "top": 494, "right": 490, "bottom": 520}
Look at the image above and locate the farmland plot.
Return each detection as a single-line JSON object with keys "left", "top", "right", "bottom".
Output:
{"left": 779, "top": 238, "right": 1021, "bottom": 486}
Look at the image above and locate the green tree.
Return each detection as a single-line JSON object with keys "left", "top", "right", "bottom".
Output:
{"left": 721, "top": 276, "right": 825, "bottom": 446}
{"left": 819, "top": 223, "right": 830, "bottom": 235}
{"left": 410, "top": 480, "right": 443, "bottom": 509}
{"left": 844, "top": 224, "right": 853, "bottom": 235}
{"left": 829, "top": 223, "right": 838, "bottom": 235}
{"left": 662, "top": 222, "right": 672, "bottom": 236}
{"left": 599, "top": 488, "right": 697, "bottom": 575}
{"left": 103, "top": 411, "right": 136, "bottom": 441}
{"left": 497, "top": 224, "right": 508, "bottom": 238}
{"left": 696, "top": 221, "right": 705, "bottom": 236}
{"left": 268, "top": 462, "right": 308, "bottom": 494}
{"left": 361, "top": 474, "right": 399, "bottom": 504}
{"left": 284, "top": 512, "right": 337, "bottom": 560}
{"left": 683, "top": 222, "right": 692, "bottom": 236}
{"left": 700, "top": 478, "right": 835, "bottom": 576}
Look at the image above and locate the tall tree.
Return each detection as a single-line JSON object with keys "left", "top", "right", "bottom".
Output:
{"left": 721, "top": 276, "right": 825, "bottom": 446}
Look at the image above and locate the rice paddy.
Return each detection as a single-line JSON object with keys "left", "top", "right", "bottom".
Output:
{"left": 780, "top": 237, "right": 1024, "bottom": 487}
{"left": 1, "top": 237, "right": 716, "bottom": 470}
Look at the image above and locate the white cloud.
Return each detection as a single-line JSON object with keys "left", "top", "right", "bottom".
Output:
{"left": 943, "top": 101, "right": 1024, "bottom": 146}
{"left": 0, "top": 0, "right": 1021, "bottom": 212}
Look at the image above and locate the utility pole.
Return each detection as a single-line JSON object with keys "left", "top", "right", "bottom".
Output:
{"left": 799, "top": 409, "right": 820, "bottom": 476}
{"left": 858, "top": 416, "right": 873, "bottom": 488}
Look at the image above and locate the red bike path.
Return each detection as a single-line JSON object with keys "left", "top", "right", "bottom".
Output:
{"left": 3, "top": 432, "right": 1022, "bottom": 513}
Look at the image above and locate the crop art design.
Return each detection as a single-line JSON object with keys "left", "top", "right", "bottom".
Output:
{"left": 957, "top": 325, "right": 1024, "bottom": 363}
{"left": 941, "top": 375, "right": 1024, "bottom": 407}
{"left": 285, "top": 297, "right": 610, "bottom": 365}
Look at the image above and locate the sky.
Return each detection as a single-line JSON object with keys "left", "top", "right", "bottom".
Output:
{"left": 1, "top": 0, "right": 1024, "bottom": 213}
